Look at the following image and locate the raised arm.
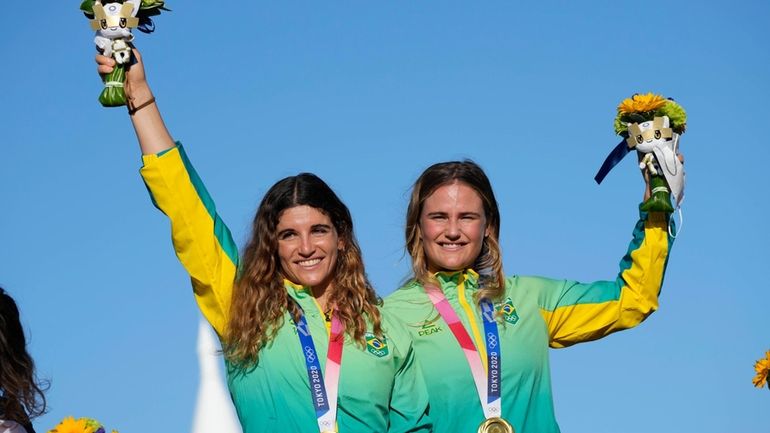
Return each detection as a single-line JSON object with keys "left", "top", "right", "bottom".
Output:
{"left": 531, "top": 152, "right": 684, "bottom": 347}
{"left": 96, "top": 49, "right": 174, "bottom": 155}
{"left": 97, "top": 50, "right": 237, "bottom": 337}
{"left": 531, "top": 209, "right": 673, "bottom": 348}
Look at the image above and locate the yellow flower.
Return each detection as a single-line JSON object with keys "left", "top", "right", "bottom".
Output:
{"left": 48, "top": 417, "right": 96, "bottom": 433}
{"left": 753, "top": 350, "right": 770, "bottom": 388}
{"left": 617, "top": 93, "right": 668, "bottom": 114}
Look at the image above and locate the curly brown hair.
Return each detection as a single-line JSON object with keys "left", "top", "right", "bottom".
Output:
{"left": 225, "top": 174, "right": 382, "bottom": 368}
{"left": 0, "top": 287, "right": 48, "bottom": 424}
{"left": 405, "top": 160, "right": 505, "bottom": 303}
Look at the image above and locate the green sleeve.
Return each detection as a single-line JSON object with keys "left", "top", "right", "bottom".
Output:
{"left": 534, "top": 210, "right": 673, "bottom": 348}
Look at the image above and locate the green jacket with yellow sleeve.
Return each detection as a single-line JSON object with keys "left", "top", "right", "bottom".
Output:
{"left": 140, "top": 144, "right": 432, "bottom": 433}
{"left": 384, "top": 210, "right": 673, "bottom": 433}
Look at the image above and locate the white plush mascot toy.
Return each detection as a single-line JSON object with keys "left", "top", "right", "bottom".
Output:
{"left": 92, "top": 1, "right": 140, "bottom": 65}
{"left": 627, "top": 116, "right": 685, "bottom": 208}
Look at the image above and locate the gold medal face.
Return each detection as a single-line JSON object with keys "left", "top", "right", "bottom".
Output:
{"left": 478, "top": 417, "right": 514, "bottom": 433}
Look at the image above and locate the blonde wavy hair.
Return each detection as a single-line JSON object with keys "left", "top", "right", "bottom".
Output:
{"left": 225, "top": 173, "right": 382, "bottom": 368}
{"left": 405, "top": 160, "right": 505, "bottom": 303}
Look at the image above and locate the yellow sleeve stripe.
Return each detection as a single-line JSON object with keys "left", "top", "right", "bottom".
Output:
{"left": 541, "top": 213, "right": 670, "bottom": 348}
{"left": 140, "top": 145, "right": 238, "bottom": 337}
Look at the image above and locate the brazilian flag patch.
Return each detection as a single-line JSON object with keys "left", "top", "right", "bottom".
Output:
{"left": 365, "top": 332, "right": 389, "bottom": 357}
{"left": 497, "top": 298, "right": 519, "bottom": 324}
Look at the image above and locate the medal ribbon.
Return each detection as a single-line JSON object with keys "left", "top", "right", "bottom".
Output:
{"left": 294, "top": 306, "right": 345, "bottom": 433}
{"left": 425, "top": 284, "right": 502, "bottom": 419}
{"left": 594, "top": 138, "right": 632, "bottom": 184}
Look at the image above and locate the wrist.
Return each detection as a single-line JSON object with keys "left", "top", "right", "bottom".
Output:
{"left": 126, "top": 82, "right": 155, "bottom": 115}
{"left": 126, "top": 81, "right": 152, "bottom": 101}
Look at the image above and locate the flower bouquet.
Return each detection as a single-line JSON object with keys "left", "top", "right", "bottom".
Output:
{"left": 48, "top": 417, "right": 117, "bottom": 433}
{"left": 80, "top": 0, "right": 169, "bottom": 107}
{"left": 753, "top": 350, "right": 770, "bottom": 390}
{"left": 595, "top": 93, "right": 687, "bottom": 213}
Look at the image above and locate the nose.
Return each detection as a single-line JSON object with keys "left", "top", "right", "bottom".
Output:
{"left": 445, "top": 218, "right": 461, "bottom": 240}
{"left": 298, "top": 235, "right": 315, "bottom": 257}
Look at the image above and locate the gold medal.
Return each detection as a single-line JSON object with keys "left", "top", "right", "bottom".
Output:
{"left": 478, "top": 417, "right": 514, "bottom": 433}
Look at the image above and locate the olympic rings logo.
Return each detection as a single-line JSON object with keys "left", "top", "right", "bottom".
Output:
{"left": 305, "top": 346, "right": 317, "bottom": 363}
{"left": 486, "top": 333, "right": 498, "bottom": 349}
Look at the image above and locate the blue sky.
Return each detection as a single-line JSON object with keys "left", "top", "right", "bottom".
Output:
{"left": 1, "top": 1, "right": 769, "bottom": 432}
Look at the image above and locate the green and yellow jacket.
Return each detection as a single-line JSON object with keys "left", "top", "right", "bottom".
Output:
{"left": 140, "top": 144, "right": 432, "bottom": 433}
{"left": 384, "top": 211, "right": 673, "bottom": 433}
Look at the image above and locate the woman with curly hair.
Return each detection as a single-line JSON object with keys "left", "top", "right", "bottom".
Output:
{"left": 96, "top": 50, "right": 431, "bottom": 433}
{"left": 0, "top": 287, "right": 47, "bottom": 433}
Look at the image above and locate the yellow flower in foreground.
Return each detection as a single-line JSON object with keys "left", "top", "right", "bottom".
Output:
{"left": 48, "top": 417, "right": 96, "bottom": 433}
{"left": 618, "top": 92, "right": 668, "bottom": 114}
{"left": 753, "top": 350, "right": 770, "bottom": 389}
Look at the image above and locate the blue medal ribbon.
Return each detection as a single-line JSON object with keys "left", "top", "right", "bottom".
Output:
{"left": 295, "top": 311, "right": 331, "bottom": 418}
{"left": 480, "top": 299, "right": 501, "bottom": 405}
{"left": 595, "top": 138, "right": 632, "bottom": 184}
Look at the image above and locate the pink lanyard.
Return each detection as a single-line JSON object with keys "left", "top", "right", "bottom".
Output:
{"left": 424, "top": 284, "right": 503, "bottom": 420}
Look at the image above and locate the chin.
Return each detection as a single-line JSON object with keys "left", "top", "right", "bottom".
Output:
{"left": 299, "top": 273, "right": 334, "bottom": 288}
{"left": 433, "top": 261, "right": 470, "bottom": 272}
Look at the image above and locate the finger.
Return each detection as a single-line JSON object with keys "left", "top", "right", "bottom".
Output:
{"left": 95, "top": 54, "right": 115, "bottom": 66}
{"left": 97, "top": 64, "right": 114, "bottom": 74}
{"left": 678, "top": 154, "right": 685, "bottom": 164}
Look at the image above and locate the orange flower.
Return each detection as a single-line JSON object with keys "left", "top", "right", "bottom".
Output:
{"left": 753, "top": 350, "right": 770, "bottom": 389}
{"left": 617, "top": 93, "right": 668, "bottom": 114}
{"left": 47, "top": 417, "right": 96, "bottom": 433}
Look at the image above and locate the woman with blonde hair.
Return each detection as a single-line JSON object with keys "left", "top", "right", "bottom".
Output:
{"left": 386, "top": 159, "right": 674, "bottom": 433}
{"left": 96, "top": 50, "right": 431, "bottom": 433}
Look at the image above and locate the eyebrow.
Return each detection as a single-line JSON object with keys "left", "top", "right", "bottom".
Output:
{"left": 278, "top": 224, "right": 333, "bottom": 234}
{"left": 277, "top": 228, "right": 296, "bottom": 237}
{"left": 424, "top": 211, "right": 483, "bottom": 217}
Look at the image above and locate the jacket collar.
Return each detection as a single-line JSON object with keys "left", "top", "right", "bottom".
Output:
{"left": 283, "top": 278, "right": 310, "bottom": 300}
{"left": 432, "top": 268, "right": 479, "bottom": 291}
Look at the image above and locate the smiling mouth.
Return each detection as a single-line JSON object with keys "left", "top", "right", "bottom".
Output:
{"left": 297, "top": 258, "right": 323, "bottom": 267}
{"left": 438, "top": 242, "right": 466, "bottom": 250}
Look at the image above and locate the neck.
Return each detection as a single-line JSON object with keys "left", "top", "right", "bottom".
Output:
{"left": 311, "top": 283, "right": 333, "bottom": 311}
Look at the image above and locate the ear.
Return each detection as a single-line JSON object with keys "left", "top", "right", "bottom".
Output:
{"left": 337, "top": 238, "right": 345, "bottom": 251}
{"left": 484, "top": 224, "right": 491, "bottom": 238}
{"left": 125, "top": 0, "right": 140, "bottom": 17}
